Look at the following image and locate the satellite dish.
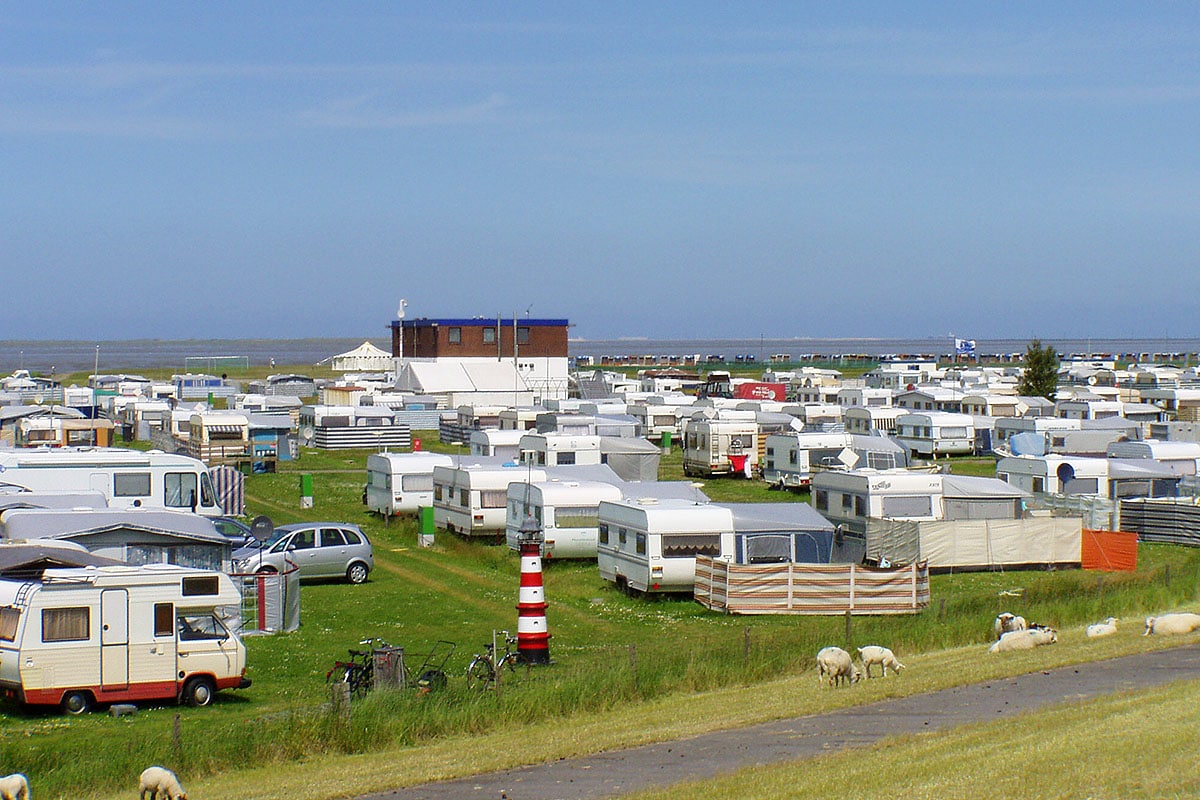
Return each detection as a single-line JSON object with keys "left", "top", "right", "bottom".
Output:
{"left": 300, "top": 425, "right": 315, "bottom": 445}
{"left": 836, "top": 447, "right": 860, "bottom": 469}
{"left": 250, "top": 515, "right": 274, "bottom": 542}
{"left": 397, "top": 298, "right": 408, "bottom": 319}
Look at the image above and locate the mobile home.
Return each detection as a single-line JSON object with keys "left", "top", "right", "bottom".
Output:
{"left": 433, "top": 461, "right": 549, "bottom": 537}
{"left": 0, "top": 449, "right": 223, "bottom": 517}
{"left": 0, "top": 564, "right": 250, "bottom": 713}
{"left": 469, "top": 429, "right": 525, "bottom": 460}
{"left": 895, "top": 411, "right": 975, "bottom": 458}
{"left": 597, "top": 499, "right": 735, "bottom": 594}
{"left": 365, "top": 451, "right": 455, "bottom": 516}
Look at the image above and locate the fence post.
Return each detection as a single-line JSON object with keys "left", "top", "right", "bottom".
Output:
{"left": 743, "top": 626, "right": 751, "bottom": 663}
{"left": 330, "top": 681, "right": 351, "bottom": 720}
{"left": 628, "top": 644, "right": 638, "bottom": 694}
{"left": 844, "top": 610, "right": 853, "bottom": 651}
{"left": 172, "top": 713, "right": 183, "bottom": 760}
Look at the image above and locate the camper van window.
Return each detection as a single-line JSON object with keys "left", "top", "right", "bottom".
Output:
{"left": 165, "top": 472, "right": 199, "bottom": 508}
{"left": 557, "top": 451, "right": 576, "bottom": 465}
{"left": 554, "top": 507, "right": 599, "bottom": 529}
{"left": 154, "top": 603, "right": 174, "bottom": 636}
{"left": 0, "top": 607, "right": 20, "bottom": 641}
{"left": 661, "top": 534, "right": 721, "bottom": 557}
{"left": 618, "top": 527, "right": 628, "bottom": 545}
{"left": 731, "top": 434, "right": 753, "bottom": 450}
{"left": 178, "top": 613, "right": 226, "bottom": 641}
{"left": 114, "top": 472, "right": 152, "bottom": 497}
{"left": 401, "top": 474, "right": 434, "bottom": 492}
{"left": 815, "top": 490, "right": 828, "bottom": 511}
{"left": 480, "top": 490, "right": 507, "bottom": 509}
{"left": 42, "top": 607, "right": 89, "bottom": 642}
{"left": 182, "top": 575, "right": 220, "bottom": 596}
{"left": 635, "top": 533, "right": 646, "bottom": 555}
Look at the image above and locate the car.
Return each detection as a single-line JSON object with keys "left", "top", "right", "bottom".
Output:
{"left": 232, "top": 522, "right": 374, "bottom": 584}
{"left": 211, "top": 516, "right": 256, "bottom": 549}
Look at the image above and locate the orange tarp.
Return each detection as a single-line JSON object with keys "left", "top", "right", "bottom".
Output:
{"left": 1080, "top": 528, "right": 1138, "bottom": 572}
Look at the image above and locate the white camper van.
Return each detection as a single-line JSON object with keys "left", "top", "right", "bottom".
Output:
{"left": 0, "top": 448, "right": 223, "bottom": 517}
{"left": 0, "top": 564, "right": 250, "bottom": 713}
{"left": 365, "top": 452, "right": 455, "bottom": 516}
{"left": 597, "top": 499, "right": 735, "bottom": 594}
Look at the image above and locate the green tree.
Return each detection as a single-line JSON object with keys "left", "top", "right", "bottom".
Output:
{"left": 1017, "top": 339, "right": 1059, "bottom": 399}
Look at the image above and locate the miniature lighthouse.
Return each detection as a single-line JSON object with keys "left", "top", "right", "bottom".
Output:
{"left": 515, "top": 514, "right": 551, "bottom": 665}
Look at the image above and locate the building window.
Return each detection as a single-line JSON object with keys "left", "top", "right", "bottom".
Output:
{"left": 483, "top": 327, "right": 496, "bottom": 344}
{"left": 448, "top": 327, "right": 462, "bottom": 344}
{"left": 517, "top": 327, "right": 530, "bottom": 344}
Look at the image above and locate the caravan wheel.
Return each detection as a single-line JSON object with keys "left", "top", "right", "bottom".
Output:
{"left": 183, "top": 676, "right": 215, "bottom": 707}
{"left": 61, "top": 690, "right": 92, "bottom": 715}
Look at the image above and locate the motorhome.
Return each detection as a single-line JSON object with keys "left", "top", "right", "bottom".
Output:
{"left": 0, "top": 564, "right": 250, "bottom": 713}
{"left": 681, "top": 414, "right": 760, "bottom": 477}
{"left": 895, "top": 411, "right": 975, "bottom": 458}
{"left": 365, "top": 451, "right": 455, "bottom": 516}
{"left": 0, "top": 448, "right": 223, "bottom": 517}
{"left": 597, "top": 498, "right": 735, "bottom": 594}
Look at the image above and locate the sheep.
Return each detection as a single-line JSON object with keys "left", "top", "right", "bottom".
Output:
{"left": 987, "top": 627, "right": 1057, "bottom": 654}
{"left": 139, "top": 767, "right": 187, "bottom": 800}
{"left": 1086, "top": 617, "right": 1118, "bottom": 638}
{"left": 856, "top": 645, "right": 905, "bottom": 678}
{"left": 816, "top": 646, "right": 861, "bottom": 687}
{"left": 0, "top": 774, "right": 28, "bottom": 800}
{"left": 1143, "top": 612, "right": 1200, "bottom": 636}
{"left": 993, "top": 612, "right": 1027, "bottom": 640}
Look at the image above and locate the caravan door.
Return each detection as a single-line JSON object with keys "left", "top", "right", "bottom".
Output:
{"left": 100, "top": 589, "right": 130, "bottom": 690}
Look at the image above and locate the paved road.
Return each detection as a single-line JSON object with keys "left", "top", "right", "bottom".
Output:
{"left": 371, "top": 644, "right": 1200, "bottom": 800}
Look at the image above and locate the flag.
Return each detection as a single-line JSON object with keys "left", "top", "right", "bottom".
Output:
{"left": 954, "top": 338, "right": 976, "bottom": 357}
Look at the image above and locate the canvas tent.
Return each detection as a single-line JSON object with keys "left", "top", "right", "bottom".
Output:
{"left": 397, "top": 361, "right": 534, "bottom": 407}
{"left": 865, "top": 516, "right": 1082, "bottom": 572}
{"left": 724, "top": 502, "right": 842, "bottom": 564}
{"left": 599, "top": 436, "right": 661, "bottom": 481}
{"left": 331, "top": 341, "right": 393, "bottom": 372}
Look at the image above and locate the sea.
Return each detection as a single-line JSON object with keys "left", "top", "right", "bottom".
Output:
{"left": 4, "top": 336, "right": 1200, "bottom": 376}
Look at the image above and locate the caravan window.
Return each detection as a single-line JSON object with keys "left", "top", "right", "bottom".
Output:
{"left": 458, "top": 488, "right": 470, "bottom": 508}
{"left": 114, "top": 472, "right": 151, "bottom": 497}
{"left": 401, "top": 474, "right": 434, "bottom": 492}
{"left": 480, "top": 490, "right": 508, "bottom": 509}
{"left": 881, "top": 495, "right": 933, "bottom": 518}
{"left": 42, "top": 607, "right": 89, "bottom": 642}
{"left": 557, "top": 451, "right": 576, "bottom": 465}
{"left": 434, "top": 485, "right": 444, "bottom": 502}
{"left": 555, "top": 506, "right": 598, "bottom": 529}
{"left": 661, "top": 534, "right": 721, "bottom": 558}
{"left": 0, "top": 607, "right": 20, "bottom": 641}
{"left": 814, "top": 490, "right": 828, "bottom": 511}
{"left": 598, "top": 523, "right": 610, "bottom": 545}
{"left": 165, "top": 472, "right": 199, "bottom": 508}
{"left": 635, "top": 533, "right": 647, "bottom": 555}
{"left": 154, "top": 603, "right": 174, "bottom": 637}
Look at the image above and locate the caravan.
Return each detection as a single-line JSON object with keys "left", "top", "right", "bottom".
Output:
{"left": 433, "top": 462, "right": 549, "bottom": 537}
{"left": 0, "top": 564, "right": 250, "bottom": 713}
{"left": 597, "top": 499, "right": 735, "bottom": 594}
{"left": 365, "top": 452, "right": 455, "bottom": 516}
{"left": 0, "top": 448, "right": 223, "bottom": 517}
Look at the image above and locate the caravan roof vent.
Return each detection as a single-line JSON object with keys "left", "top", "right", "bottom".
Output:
{"left": 637, "top": 497, "right": 659, "bottom": 505}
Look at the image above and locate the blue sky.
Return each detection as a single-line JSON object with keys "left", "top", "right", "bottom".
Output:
{"left": 2, "top": 4, "right": 1198, "bottom": 342}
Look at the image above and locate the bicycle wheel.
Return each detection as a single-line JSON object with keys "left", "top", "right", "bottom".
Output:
{"left": 466, "top": 656, "right": 495, "bottom": 690}
{"left": 499, "top": 652, "right": 522, "bottom": 675}
{"left": 347, "top": 664, "right": 372, "bottom": 697}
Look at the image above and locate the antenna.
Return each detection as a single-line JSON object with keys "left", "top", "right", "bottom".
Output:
{"left": 397, "top": 298, "right": 408, "bottom": 319}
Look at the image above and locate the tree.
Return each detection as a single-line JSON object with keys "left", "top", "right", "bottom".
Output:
{"left": 1018, "top": 339, "right": 1059, "bottom": 400}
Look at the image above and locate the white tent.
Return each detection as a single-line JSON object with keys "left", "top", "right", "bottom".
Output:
{"left": 331, "top": 341, "right": 392, "bottom": 372}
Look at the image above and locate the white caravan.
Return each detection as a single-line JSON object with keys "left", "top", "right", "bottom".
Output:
{"left": 0, "top": 448, "right": 223, "bottom": 517}
{"left": 433, "top": 462, "right": 549, "bottom": 537}
{"left": 468, "top": 429, "right": 525, "bottom": 460}
{"left": 762, "top": 431, "right": 908, "bottom": 489}
{"left": 681, "top": 415, "right": 760, "bottom": 477}
{"left": 365, "top": 451, "right": 455, "bottom": 516}
{"left": 597, "top": 499, "right": 735, "bottom": 594}
{"left": 895, "top": 411, "right": 975, "bottom": 457}
{"left": 0, "top": 564, "right": 250, "bottom": 713}
{"left": 518, "top": 433, "right": 602, "bottom": 467}
{"left": 505, "top": 479, "right": 623, "bottom": 559}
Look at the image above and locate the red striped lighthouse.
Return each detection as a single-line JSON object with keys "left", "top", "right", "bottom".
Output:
{"left": 516, "top": 514, "right": 551, "bottom": 665}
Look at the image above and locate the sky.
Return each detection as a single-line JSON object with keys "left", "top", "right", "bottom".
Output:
{"left": 2, "top": 3, "right": 1198, "bottom": 342}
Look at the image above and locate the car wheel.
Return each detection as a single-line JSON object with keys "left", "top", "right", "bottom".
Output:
{"left": 347, "top": 562, "right": 369, "bottom": 584}
{"left": 183, "top": 677, "right": 215, "bottom": 707}
{"left": 257, "top": 566, "right": 278, "bottom": 575}
{"left": 61, "top": 690, "right": 91, "bottom": 715}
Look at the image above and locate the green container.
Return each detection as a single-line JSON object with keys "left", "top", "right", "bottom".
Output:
{"left": 661, "top": 431, "right": 673, "bottom": 449}
{"left": 300, "top": 474, "right": 313, "bottom": 496}
{"left": 419, "top": 506, "right": 435, "bottom": 535}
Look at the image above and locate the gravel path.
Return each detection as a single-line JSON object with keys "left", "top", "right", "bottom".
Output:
{"left": 372, "top": 644, "right": 1200, "bottom": 800}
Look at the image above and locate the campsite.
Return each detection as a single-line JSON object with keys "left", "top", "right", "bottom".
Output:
{"left": 3, "top": 427, "right": 1200, "bottom": 800}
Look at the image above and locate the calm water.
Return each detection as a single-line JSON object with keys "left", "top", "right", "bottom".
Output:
{"left": 2, "top": 336, "right": 1200, "bottom": 375}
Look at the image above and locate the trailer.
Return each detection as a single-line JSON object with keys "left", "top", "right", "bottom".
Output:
{"left": 433, "top": 461, "right": 549, "bottom": 537}
{"left": 505, "top": 479, "right": 622, "bottom": 559}
{"left": 761, "top": 431, "right": 908, "bottom": 489}
{"left": 681, "top": 415, "right": 760, "bottom": 478}
{"left": 365, "top": 451, "right": 455, "bottom": 516}
{"left": 0, "top": 564, "right": 250, "bottom": 713}
{"left": 597, "top": 499, "right": 735, "bottom": 594}
{"left": 895, "top": 411, "right": 975, "bottom": 458}
{"left": 0, "top": 448, "right": 224, "bottom": 517}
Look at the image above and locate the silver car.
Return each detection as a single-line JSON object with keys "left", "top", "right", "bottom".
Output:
{"left": 233, "top": 522, "right": 373, "bottom": 584}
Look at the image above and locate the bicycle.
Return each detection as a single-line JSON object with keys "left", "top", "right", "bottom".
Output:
{"left": 466, "top": 630, "right": 521, "bottom": 690}
{"left": 326, "top": 637, "right": 389, "bottom": 699}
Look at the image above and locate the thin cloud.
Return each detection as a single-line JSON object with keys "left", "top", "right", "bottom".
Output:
{"left": 296, "top": 92, "right": 511, "bottom": 130}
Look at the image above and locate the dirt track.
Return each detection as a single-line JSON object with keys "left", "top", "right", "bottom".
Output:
{"left": 371, "top": 644, "right": 1200, "bottom": 800}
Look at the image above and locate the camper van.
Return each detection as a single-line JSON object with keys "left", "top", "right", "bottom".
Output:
{"left": 365, "top": 451, "right": 455, "bottom": 516}
{"left": 681, "top": 415, "right": 760, "bottom": 478}
{"left": 597, "top": 498, "right": 735, "bottom": 594}
{"left": 0, "top": 448, "right": 223, "bottom": 517}
{"left": 0, "top": 564, "right": 250, "bottom": 713}
{"left": 433, "top": 462, "right": 549, "bottom": 537}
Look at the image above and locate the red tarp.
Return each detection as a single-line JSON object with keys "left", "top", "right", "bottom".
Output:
{"left": 1080, "top": 528, "right": 1138, "bottom": 572}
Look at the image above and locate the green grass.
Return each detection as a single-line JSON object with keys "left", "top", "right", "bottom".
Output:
{"left": 3, "top": 436, "right": 1199, "bottom": 800}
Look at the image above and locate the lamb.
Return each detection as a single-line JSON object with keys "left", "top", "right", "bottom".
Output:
{"left": 139, "top": 767, "right": 187, "bottom": 800}
{"left": 1143, "top": 612, "right": 1200, "bottom": 636}
{"left": 816, "top": 646, "right": 861, "bottom": 687}
{"left": 987, "top": 627, "right": 1057, "bottom": 653}
{"left": 0, "top": 774, "right": 28, "bottom": 800}
{"left": 993, "top": 612, "right": 1027, "bottom": 640}
{"left": 856, "top": 645, "right": 905, "bottom": 678}
{"left": 1086, "top": 617, "right": 1119, "bottom": 638}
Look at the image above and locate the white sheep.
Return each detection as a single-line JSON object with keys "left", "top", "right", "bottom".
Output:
{"left": 816, "top": 646, "right": 861, "bottom": 687}
{"left": 987, "top": 627, "right": 1057, "bottom": 653}
{"left": 856, "top": 645, "right": 905, "bottom": 678}
{"left": 1143, "top": 612, "right": 1200, "bottom": 636}
{"left": 1085, "top": 617, "right": 1118, "bottom": 638}
{"left": 0, "top": 774, "right": 28, "bottom": 800}
{"left": 139, "top": 767, "right": 187, "bottom": 800}
{"left": 993, "top": 612, "right": 1027, "bottom": 640}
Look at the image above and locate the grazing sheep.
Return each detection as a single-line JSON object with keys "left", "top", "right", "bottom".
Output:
{"left": 139, "top": 767, "right": 186, "bottom": 800}
{"left": 856, "top": 645, "right": 905, "bottom": 678}
{"left": 988, "top": 627, "right": 1057, "bottom": 654}
{"left": 1086, "top": 617, "right": 1119, "bottom": 638}
{"left": 1143, "top": 613, "right": 1200, "bottom": 636}
{"left": 993, "top": 612, "right": 1028, "bottom": 640}
{"left": 816, "top": 646, "right": 861, "bottom": 687}
{"left": 0, "top": 774, "right": 28, "bottom": 800}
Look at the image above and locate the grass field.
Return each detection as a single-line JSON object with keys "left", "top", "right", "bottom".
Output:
{"left": 3, "top": 436, "right": 1200, "bottom": 800}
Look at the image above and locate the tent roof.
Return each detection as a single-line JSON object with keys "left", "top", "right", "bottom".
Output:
{"left": 402, "top": 361, "right": 528, "bottom": 393}
{"left": 941, "top": 475, "right": 1031, "bottom": 499}
{"left": 720, "top": 502, "right": 835, "bottom": 532}
{"left": 2, "top": 509, "right": 227, "bottom": 543}
{"left": 335, "top": 341, "right": 390, "bottom": 359}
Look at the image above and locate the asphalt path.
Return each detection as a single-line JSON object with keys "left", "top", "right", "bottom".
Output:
{"left": 370, "top": 644, "right": 1200, "bottom": 800}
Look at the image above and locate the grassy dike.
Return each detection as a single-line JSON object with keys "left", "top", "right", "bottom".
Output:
{"left": 1, "top": 433, "right": 1199, "bottom": 799}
